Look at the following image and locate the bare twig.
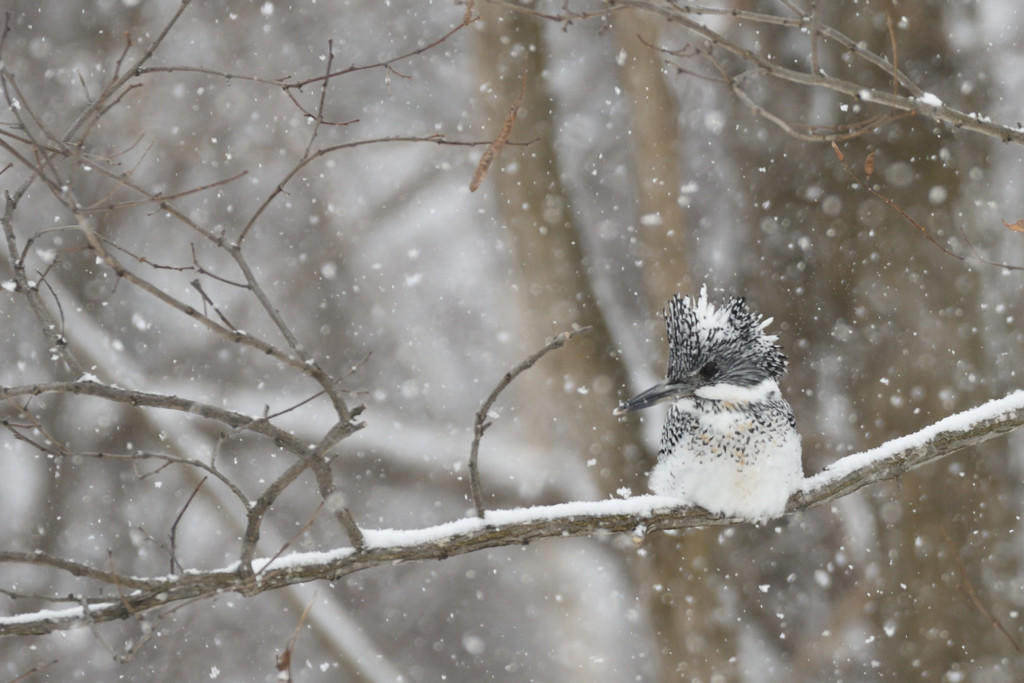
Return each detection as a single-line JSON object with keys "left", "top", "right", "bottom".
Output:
{"left": 941, "top": 526, "right": 1024, "bottom": 655}
{"left": 693, "top": 46, "right": 909, "bottom": 143}
{"left": 1, "top": 377, "right": 366, "bottom": 553}
{"left": 77, "top": 169, "right": 249, "bottom": 213}
{"left": 238, "top": 420, "right": 365, "bottom": 572}
{"left": 66, "top": 209, "right": 319, "bottom": 374}
{"left": 468, "top": 326, "right": 591, "bottom": 517}
{"left": 0, "top": 12, "right": 12, "bottom": 59}
{"left": 58, "top": 447, "right": 248, "bottom": 510}
{"left": 488, "top": 0, "right": 625, "bottom": 24}
{"left": 1, "top": 193, "right": 83, "bottom": 375}
{"left": 302, "top": 39, "right": 336, "bottom": 158}
{"left": 884, "top": 7, "right": 900, "bottom": 101}
{"left": 136, "top": 13, "right": 477, "bottom": 91}
{"left": 236, "top": 134, "right": 532, "bottom": 244}
{"left": 169, "top": 477, "right": 207, "bottom": 574}
{"left": 506, "top": 1, "right": 1024, "bottom": 146}
{"left": 830, "top": 145, "right": 1024, "bottom": 271}
{"left": 0, "top": 380, "right": 318, "bottom": 456}
{"left": 61, "top": 0, "right": 194, "bottom": 144}
{"left": 0, "top": 550, "right": 160, "bottom": 591}
{"left": 190, "top": 278, "right": 241, "bottom": 330}
{"left": 276, "top": 591, "right": 317, "bottom": 683}
{"left": 8, "top": 658, "right": 59, "bottom": 683}
{"left": 256, "top": 503, "right": 324, "bottom": 578}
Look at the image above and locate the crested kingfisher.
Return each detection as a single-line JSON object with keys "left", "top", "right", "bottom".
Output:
{"left": 615, "top": 287, "right": 803, "bottom": 522}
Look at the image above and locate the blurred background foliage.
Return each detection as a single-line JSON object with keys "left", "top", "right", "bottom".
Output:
{"left": 2, "top": 0, "right": 1024, "bottom": 680}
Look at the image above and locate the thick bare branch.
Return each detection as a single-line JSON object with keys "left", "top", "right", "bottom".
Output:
{"left": 0, "top": 380, "right": 312, "bottom": 452}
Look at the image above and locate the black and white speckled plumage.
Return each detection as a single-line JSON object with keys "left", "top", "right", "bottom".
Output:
{"left": 664, "top": 289, "right": 786, "bottom": 390}
{"left": 617, "top": 287, "right": 803, "bottom": 522}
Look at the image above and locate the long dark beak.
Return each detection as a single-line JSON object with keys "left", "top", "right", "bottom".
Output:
{"left": 614, "top": 378, "right": 695, "bottom": 415}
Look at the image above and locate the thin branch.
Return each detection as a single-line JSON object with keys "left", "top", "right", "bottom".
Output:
{"left": 77, "top": 169, "right": 249, "bottom": 213}
{"left": 223, "top": 245, "right": 309, "bottom": 365}
{"left": 488, "top": 0, "right": 626, "bottom": 24}
{"left": 48, "top": 447, "right": 249, "bottom": 510}
{"left": 0, "top": 12, "right": 12, "bottom": 59}
{"left": 0, "top": 70, "right": 68, "bottom": 185}
{"left": 8, "top": 659, "right": 59, "bottom": 683}
{"left": 61, "top": 0, "right": 195, "bottom": 144}
{"left": 830, "top": 144, "right": 1024, "bottom": 271}
{"left": 236, "top": 134, "right": 534, "bottom": 244}
{"left": 0, "top": 551, "right": 160, "bottom": 591}
{"left": 884, "top": 7, "right": 900, "bottom": 101}
{"left": 686, "top": 44, "right": 909, "bottom": 143}
{"left": 1, "top": 193, "right": 83, "bottom": 375}
{"left": 238, "top": 416, "right": 365, "bottom": 572}
{"left": 301, "top": 39, "right": 336, "bottom": 158}
{"left": 469, "top": 326, "right": 591, "bottom": 517}
{"left": 276, "top": 591, "right": 317, "bottom": 682}
{"left": 0, "top": 380, "right": 321, "bottom": 457}
{"left": 941, "top": 526, "right": 1024, "bottom": 655}
{"left": 257, "top": 503, "right": 324, "bottom": 578}
{"left": 615, "top": 1, "right": 923, "bottom": 94}
{"left": 135, "top": 13, "right": 477, "bottom": 91}
{"left": 169, "top": 477, "right": 207, "bottom": 574}
{"left": 190, "top": 278, "right": 241, "bottom": 331}
{"left": 2, "top": 382, "right": 365, "bottom": 554}
{"left": 67, "top": 209, "right": 316, "bottom": 374}
{"left": 512, "top": 1, "right": 1024, "bottom": 146}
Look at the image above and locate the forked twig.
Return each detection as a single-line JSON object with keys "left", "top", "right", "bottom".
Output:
{"left": 300, "top": 39, "right": 336, "bottom": 157}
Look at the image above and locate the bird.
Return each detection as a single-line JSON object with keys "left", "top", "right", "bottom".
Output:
{"left": 615, "top": 286, "right": 803, "bottom": 522}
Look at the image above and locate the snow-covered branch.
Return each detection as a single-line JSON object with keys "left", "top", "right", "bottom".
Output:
{"left": 3, "top": 390, "right": 1022, "bottom": 637}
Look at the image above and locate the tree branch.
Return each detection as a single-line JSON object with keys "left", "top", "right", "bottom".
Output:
{"left": 792, "top": 390, "right": 1024, "bottom": 506}
{"left": 469, "top": 326, "right": 591, "bottom": 517}
{"left": 506, "top": 1, "right": 1024, "bottom": 146}
{"left": 4, "top": 390, "right": 1022, "bottom": 637}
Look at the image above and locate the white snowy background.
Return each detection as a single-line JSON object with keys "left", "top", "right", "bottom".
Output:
{"left": 2, "top": 0, "right": 1024, "bottom": 680}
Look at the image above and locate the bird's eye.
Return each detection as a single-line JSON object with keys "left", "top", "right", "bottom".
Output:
{"left": 699, "top": 361, "right": 719, "bottom": 380}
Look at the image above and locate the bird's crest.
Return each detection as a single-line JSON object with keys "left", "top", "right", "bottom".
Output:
{"left": 665, "top": 285, "right": 786, "bottom": 384}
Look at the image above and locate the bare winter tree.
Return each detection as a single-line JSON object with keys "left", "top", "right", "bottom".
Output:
{"left": 2, "top": 1, "right": 1024, "bottom": 680}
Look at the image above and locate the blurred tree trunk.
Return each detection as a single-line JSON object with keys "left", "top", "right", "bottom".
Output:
{"left": 473, "top": 11, "right": 657, "bottom": 679}
{"left": 476, "top": 8, "right": 731, "bottom": 680}
{"left": 473, "top": 7, "right": 640, "bottom": 483}
{"left": 613, "top": 13, "right": 693, "bottom": 303}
